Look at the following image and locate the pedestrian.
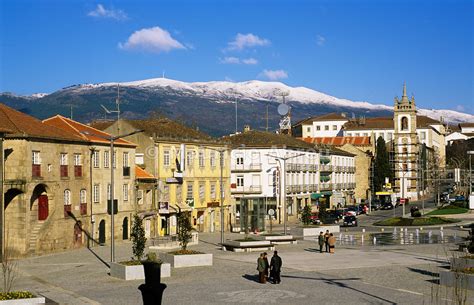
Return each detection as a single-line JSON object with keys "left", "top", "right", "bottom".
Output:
{"left": 328, "top": 233, "right": 336, "bottom": 254}
{"left": 324, "top": 230, "right": 330, "bottom": 252}
{"left": 270, "top": 250, "right": 282, "bottom": 284}
{"left": 318, "top": 231, "right": 325, "bottom": 253}
{"left": 257, "top": 253, "right": 266, "bottom": 283}
{"left": 263, "top": 252, "right": 269, "bottom": 280}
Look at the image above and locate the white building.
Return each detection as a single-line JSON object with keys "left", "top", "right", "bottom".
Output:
{"left": 293, "top": 113, "right": 349, "bottom": 138}
{"left": 445, "top": 123, "right": 474, "bottom": 145}
{"left": 226, "top": 130, "right": 355, "bottom": 232}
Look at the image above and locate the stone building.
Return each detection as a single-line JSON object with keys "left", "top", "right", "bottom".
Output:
{"left": 93, "top": 118, "right": 231, "bottom": 236}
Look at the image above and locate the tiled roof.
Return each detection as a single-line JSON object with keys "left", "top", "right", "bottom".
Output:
{"left": 301, "top": 136, "right": 372, "bottom": 146}
{"left": 343, "top": 115, "right": 442, "bottom": 131}
{"left": 224, "top": 130, "right": 316, "bottom": 150}
{"left": 459, "top": 122, "right": 474, "bottom": 128}
{"left": 0, "top": 103, "right": 86, "bottom": 142}
{"left": 294, "top": 113, "right": 349, "bottom": 126}
{"left": 43, "top": 115, "right": 136, "bottom": 147}
{"left": 136, "top": 167, "right": 155, "bottom": 180}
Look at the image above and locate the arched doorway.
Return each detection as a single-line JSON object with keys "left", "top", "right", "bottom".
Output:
{"left": 30, "top": 184, "right": 49, "bottom": 221}
{"left": 98, "top": 220, "right": 106, "bottom": 245}
{"left": 122, "top": 217, "right": 128, "bottom": 240}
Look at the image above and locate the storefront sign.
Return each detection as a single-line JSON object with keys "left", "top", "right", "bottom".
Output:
{"left": 207, "top": 201, "right": 220, "bottom": 208}
{"left": 159, "top": 202, "right": 169, "bottom": 214}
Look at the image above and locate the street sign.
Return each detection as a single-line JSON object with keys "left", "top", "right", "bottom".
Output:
{"left": 400, "top": 198, "right": 406, "bottom": 205}
{"left": 268, "top": 209, "right": 275, "bottom": 216}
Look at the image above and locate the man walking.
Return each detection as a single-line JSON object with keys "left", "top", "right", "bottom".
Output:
{"left": 324, "top": 230, "right": 330, "bottom": 252}
{"left": 257, "top": 253, "right": 266, "bottom": 283}
{"left": 318, "top": 231, "right": 325, "bottom": 253}
{"left": 270, "top": 251, "right": 282, "bottom": 284}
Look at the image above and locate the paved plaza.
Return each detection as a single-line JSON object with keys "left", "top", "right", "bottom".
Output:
{"left": 12, "top": 227, "right": 474, "bottom": 305}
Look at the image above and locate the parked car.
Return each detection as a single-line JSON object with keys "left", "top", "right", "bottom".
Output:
{"left": 455, "top": 195, "right": 466, "bottom": 202}
{"left": 381, "top": 202, "right": 394, "bottom": 210}
{"left": 370, "top": 200, "right": 382, "bottom": 211}
{"left": 322, "top": 212, "right": 340, "bottom": 224}
{"left": 347, "top": 205, "right": 361, "bottom": 215}
{"left": 358, "top": 204, "right": 368, "bottom": 214}
{"left": 309, "top": 213, "right": 321, "bottom": 225}
{"left": 342, "top": 215, "right": 358, "bottom": 227}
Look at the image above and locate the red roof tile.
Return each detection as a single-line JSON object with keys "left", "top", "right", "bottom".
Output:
{"left": 300, "top": 136, "right": 372, "bottom": 146}
{"left": 43, "top": 115, "right": 136, "bottom": 147}
{"left": 136, "top": 167, "right": 155, "bottom": 180}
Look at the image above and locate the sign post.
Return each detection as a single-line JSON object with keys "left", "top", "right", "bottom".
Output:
{"left": 268, "top": 209, "right": 275, "bottom": 233}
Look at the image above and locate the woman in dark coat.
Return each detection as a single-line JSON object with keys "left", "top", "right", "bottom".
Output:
{"left": 263, "top": 252, "right": 269, "bottom": 280}
{"left": 257, "top": 253, "right": 266, "bottom": 283}
{"left": 270, "top": 251, "right": 282, "bottom": 284}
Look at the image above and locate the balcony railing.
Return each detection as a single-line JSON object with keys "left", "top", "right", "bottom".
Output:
{"left": 347, "top": 182, "right": 356, "bottom": 188}
{"left": 231, "top": 185, "right": 262, "bottom": 194}
{"left": 32, "top": 164, "right": 41, "bottom": 178}
{"left": 319, "top": 164, "right": 333, "bottom": 172}
{"left": 80, "top": 203, "right": 87, "bottom": 215}
{"left": 347, "top": 166, "right": 356, "bottom": 173}
{"left": 232, "top": 163, "right": 262, "bottom": 172}
{"left": 74, "top": 165, "right": 83, "bottom": 177}
{"left": 319, "top": 183, "right": 333, "bottom": 191}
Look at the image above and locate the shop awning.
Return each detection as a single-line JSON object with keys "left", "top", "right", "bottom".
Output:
{"left": 170, "top": 202, "right": 193, "bottom": 213}
{"left": 311, "top": 191, "right": 333, "bottom": 200}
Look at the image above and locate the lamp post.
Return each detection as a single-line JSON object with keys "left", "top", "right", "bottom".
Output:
{"left": 468, "top": 151, "right": 474, "bottom": 195}
{"left": 83, "top": 129, "right": 143, "bottom": 262}
{"left": 207, "top": 147, "right": 227, "bottom": 248}
{"left": 266, "top": 153, "right": 305, "bottom": 235}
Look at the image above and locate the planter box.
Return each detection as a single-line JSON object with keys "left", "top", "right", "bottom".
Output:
{"left": 110, "top": 262, "right": 171, "bottom": 280}
{"left": 439, "top": 270, "right": 474, "bottom": 290}
{"left": 262, "top": 235, "right": 297, "bottom": 245}
{"left": 161, "top": 253, "right": 213, "bottom": 268}
{"left": 0, "top": 297, "right": 46, "bottom": 304}
{"left": 292, "top": 225, "right": 340, "bottom": 237}
{"left": 450, "top": 258, "right": 474, "bottom": 271}
{"left": 222, "top": 240, "right": 274, "bottom": 252}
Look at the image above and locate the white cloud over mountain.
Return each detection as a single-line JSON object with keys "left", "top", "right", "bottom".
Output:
{"left": 119, "top": 26, "right": 186, "bottom": 53}
{"left": 259, "top": 69, "right": 288, "bottom": 80}
{"left": 87, "top": 4, "right": 128, "bottom": 21}
{"left": 226, "top": 33, "right": 270, "bottom": 51}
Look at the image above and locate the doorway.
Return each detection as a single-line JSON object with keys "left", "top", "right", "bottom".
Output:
{"left": 38, "top": 195, "right": 49, "bottom": 221}
{"left": 99, "top": 220, "right": 106, "bottom": 245}
{"left": 122, "top": 217, "right": 129, "bottom": 240}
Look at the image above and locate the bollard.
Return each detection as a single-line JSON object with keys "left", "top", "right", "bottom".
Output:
{"left": 373, "top": 236, "right": 377, "bottom": 245}
{"left": 362, "top": 228, "right": 365, "bottom": 233}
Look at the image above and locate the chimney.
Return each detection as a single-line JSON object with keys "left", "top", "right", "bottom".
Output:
{"left": 243, "top": 125, "right": 251, "bottom": 133}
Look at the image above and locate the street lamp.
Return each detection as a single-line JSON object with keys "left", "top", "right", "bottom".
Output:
{"left": 468, "top": 151, "right": 474, "bottom": 195}
{"left": 266, "top": 153, "right": 305, "bottom": 235}
{"left": 207, "top": 147, "right": 228, "bottom": 248}
{"left": 83, "top": 129, "right": 143, "bottom": 262}
{"left": 0, "top": 128, "right": 12, "bottom": 261}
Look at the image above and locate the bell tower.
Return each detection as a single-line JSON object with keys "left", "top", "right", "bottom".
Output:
{"left": 393, "top": 83, "right": 418, "bottom": 200}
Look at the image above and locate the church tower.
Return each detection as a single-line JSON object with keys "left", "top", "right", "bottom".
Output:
{"left": 393, "top": 83, "right": 418, "bottom": 200}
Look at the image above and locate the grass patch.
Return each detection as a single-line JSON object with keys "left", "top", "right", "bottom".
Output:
{"left": 169, "top": 249, "right": 204, "bottom": 255}
{"left": 0, "top": 291, "right": 35, "bottom": 300}
{"left": 461, "top": 267, "right": 474, "bottom": 274}
{"left": 374, "top": 217, "right": 460, "bottom": 226}
{"left": 118, "top": 260, "right": 143, "bottom": 266}
{"left": 426, "top": 206, "right": 468, "bottom": 216}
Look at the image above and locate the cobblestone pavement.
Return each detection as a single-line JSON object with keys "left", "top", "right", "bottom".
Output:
{"left": 13, "top": 230, "right": 474, "bottom": 305}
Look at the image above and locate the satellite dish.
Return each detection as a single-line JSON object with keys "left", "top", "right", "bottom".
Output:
{"left": 277, "top": 103, "right": 289, "bottom": 116}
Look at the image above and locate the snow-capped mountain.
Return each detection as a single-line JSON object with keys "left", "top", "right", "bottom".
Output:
{"left": 66, "top": 77, "right": 472, "bottom": 124}
{"left": 1, "top": 77, "right": 472, "bottom": 136}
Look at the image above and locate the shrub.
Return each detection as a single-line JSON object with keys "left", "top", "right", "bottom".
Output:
{"left": 177, "top": 212, "right": 193, "bottom": 251}
{"left": 412, "top": 210, "right": 422, "bottom": 218}
{"left": 0, "top": 291, "right": 35, "bottom": 300}
{"left": 301, "top": 205, "right": 312, "bottom": 225}
{"left": 130, "top": 214, "right": 147, "bottom": 261}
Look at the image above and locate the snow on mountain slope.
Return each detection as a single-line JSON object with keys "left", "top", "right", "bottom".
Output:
{"left": 66, "top": 77, "right": 472, "bottom": 123}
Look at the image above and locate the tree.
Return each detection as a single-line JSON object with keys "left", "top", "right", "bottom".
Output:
{"left": 301, "top": 205, "right": 312, "bottom": 225}
{"left": 318, "top": 200, "right": 328, "bottom": 223}
{"left": 130, "top": 214, "right": 147, "bottom": 261}
{"left": 374, "top": 136, "right": 392, "bottom": 192}
{"left": 177, "top": 212, "right": 193, "bottom": 251}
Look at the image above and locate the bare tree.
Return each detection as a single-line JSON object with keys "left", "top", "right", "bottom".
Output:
{"left": 1, "top": 231, "right": 18, "bottom": 293}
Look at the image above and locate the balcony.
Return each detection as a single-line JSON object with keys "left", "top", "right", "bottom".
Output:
{"left": 348, "top": 166, "right": 356, "bottom": 173}
{"left": 32, "top": 164, "right": 41, "bottom": 178}
{"left": 80, "top": 203, "right": 87, "bottom": 215}
{"left": 60, "top": 165, "right": 68, "bottom": 178}
{"left": 64, "top": 205, "right": 72, "bottom": 217}
{"left": 320, "top": 183, "right": 333, "bottom": 191}
{"left": 231, "top": 185, "right": 262, "bottom": 194}
{"left": 231, "top": 163, "right": 262, "bottom": 172}
{"left": 123, "top": 166, "right": 131, "bottom": 177}
{"left": 319, "top": 164, "right": 333, "bottom": 172}
{"left": 74, "top": 165, "right": 83, "bottom": 177}
{"left": 347, "top": 182, "right": 356, "bottom": 189}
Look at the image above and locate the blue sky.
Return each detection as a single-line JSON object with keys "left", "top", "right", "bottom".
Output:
{"left": 0, "top": 0, "right": 472, "bottom": 113}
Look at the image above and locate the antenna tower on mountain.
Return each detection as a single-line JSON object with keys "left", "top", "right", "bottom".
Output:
{"left": 276, "top": 90, "right": 291, "bottom": 135}
{"left": 100, "top": 83, "right": 121, "bottom": 133}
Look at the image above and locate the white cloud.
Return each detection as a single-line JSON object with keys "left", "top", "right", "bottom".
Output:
{"left": 220, "top": 57, "right": 241, "bottom": 64}
{"left": 227, "top": 33, "right": 270, "bottom": 51}
{"left": 119, "top": 26, "right": 186, "bottom": 53}
{"left": 316, "top": 35, "right": 326, "bottom": 46}
{"left": 259, "top": 69, "right": 288, "bottom": 81}
{"left": 88, "top": 4, "right": 128, "bottom": 21}
{"left": 242, "top": 58, "right": 258, "bottom": 65}
{"left": 220, "top": 57, "right": 259, "bottom": 65}
{"left": 455, "top": 105, "right": 465, "bottom": 111}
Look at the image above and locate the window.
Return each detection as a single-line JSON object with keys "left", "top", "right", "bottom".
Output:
{"left": 103, "top": 151, "right": 110, "bottom": 168}
{"left": 107, "top": 183, "right": 111, "bottom": 200}
{"left": 401, "top": 116, "right": 408, "bottom": 131}
{"left": 80, "top": 189, "right": 87, "bottom": 204}
{"left": 137, "top": 190, "right": 144, "bottom": 205}
{"left": 74, "top": 154, "right": 82, "bottom": 166}
{"left": 163, "top": 150, "right": 170, "bottom": 167}
{"left": 123, "top": 152, "right": 129, "bottom": 167}
{"left": 60, "top": 153, "right": 68, "bottom": 165}
{"left": 333, "top": 125, "right": 337, "bottom": 130}
{"left": 306, "top": 127, "right": 311, "bottom": 132}
{"left": 123, "top": 184, "right": 129, "bottom": 201}
{"left": 187, "top": 183, "right": 194, "bottom": 198}
{"left": 363, "top": 133, "right": 368, "bottom": 137}
{"left": 237, "top": 176, "right": 244, "bottom": 187}
{"left": 93, "top": 151, "right": 99, "bottom": 168}
{"left": 112, "top": 151, "right": 116, "bottom": 168}
{"left": 402, "top": 163, "right": 408, "bottom": 171}
{"left": 316, "top": 125, "right": 321, "bottom": 131}
{"left": 387, "top": 132, "right": 393, "bottom": 141}
{"left": 176, "top": 185, "right": 182, "bottom": 199}
{"left": 64, "top": 189, "right": 71, "bottom": 205}
{"left": 135, "top": 153, "right": 144, "bottom": 165}
{"left": 210, "top": 183, "right": 216, "bottom": 199}
{"left": 210, "top": 151, "right": 216, "bottom": 167}
{"left": 32, "top": 151, "right": 41, "bottom": 165}
{"left": 199, "top": 183, "right": 205, "bottom": 200}
{"left": 93, "top": 184, "right": 100, "bottom": 203}
{"left": 186, "top": 151, "right": 194, "bottom": 168}
{"left": 236, "top": 156, "right": 244, "bottom": 165}
{"left": 199, "top": 151, "right": 205, "bottom": 167}
{"left": 355, "top": 133, "right": 360, "bottom": 137}
{"left": 421, "top": 132, "right": 426, "bottom": 140}
{"left": 162, "top": 185, "right": 170, "bottom": 201}
{"left": 325, "top": 125, "right": 329, "bottom": 131}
